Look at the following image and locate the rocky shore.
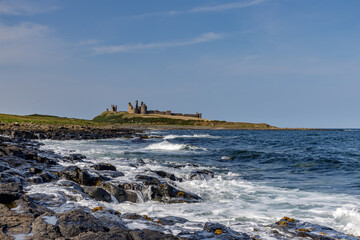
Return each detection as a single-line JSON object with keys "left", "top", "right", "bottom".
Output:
{"left": 0, "top": 124, "right": 358, "bottom": 240}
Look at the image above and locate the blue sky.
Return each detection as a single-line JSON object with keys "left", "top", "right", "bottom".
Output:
{"left": 1, "top": 0, "right": 360, "bottom": 128}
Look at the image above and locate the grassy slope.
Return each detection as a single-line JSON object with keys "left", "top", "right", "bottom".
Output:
{"left": 92, "top": 112, "right": 277, "bottom": 129}
{"left": 0, "top": 112, "right": 277, "bottom": 129}
{"left": 0, "top": 113, "right": 98, "bottom": 126}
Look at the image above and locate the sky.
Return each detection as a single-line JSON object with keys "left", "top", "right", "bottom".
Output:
{"left": 0, "top": 0, "right": 360, "bottom": 128}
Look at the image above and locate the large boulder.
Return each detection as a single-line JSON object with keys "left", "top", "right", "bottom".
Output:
{"left": 82, "top": 186, "right": 112, "bottom": 202}
{"left": 0, "top": 182, "right": 23, "bottom": 204}
{"left": 57, "top": 209, "right": 105, "bottom": 238}
{"left": 60, "top": 166, "right": 101, "bottom": 186}
{"left": 93, "top": 163, "right": 117, "bottom": 171}
{"left": 100, "top": 182, "right": 127, "bottom": 203}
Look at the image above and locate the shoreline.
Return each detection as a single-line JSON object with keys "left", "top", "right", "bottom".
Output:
{"left": 0, "top": 127, "right": 357, "bottom": 239}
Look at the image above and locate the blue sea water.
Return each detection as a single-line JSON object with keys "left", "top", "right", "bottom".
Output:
{"left": 37, "top": 129, "right": 360, "bottom": 237}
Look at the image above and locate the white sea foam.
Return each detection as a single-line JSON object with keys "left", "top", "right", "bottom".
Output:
{"left": 144, "top": 141, "right": 206, "bottom": 151}
{"left": 164, "top": 134, "right": 220, "bottom": 140}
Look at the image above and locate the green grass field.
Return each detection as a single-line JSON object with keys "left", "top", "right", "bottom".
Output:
{"left": 0, "top": 112, "right": 276, "bottom": 129}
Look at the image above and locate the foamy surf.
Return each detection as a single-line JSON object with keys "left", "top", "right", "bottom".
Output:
{"left": 144, "top": 141, "right": 206, "bottom": 151}
{"left": 164, "top": 134, "right": 220, "bottom": 140}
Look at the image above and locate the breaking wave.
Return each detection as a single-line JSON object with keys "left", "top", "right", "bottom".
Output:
{"left": 144, "top": 141, "right": 206, "bottom": 151}
{"left": 164, "top": 134, "right": 220, "bottom": 140}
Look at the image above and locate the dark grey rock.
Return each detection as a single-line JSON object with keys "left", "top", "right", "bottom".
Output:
{"left": 60, "top": 166, "right": 100, "bottom": 186}
{"left": 93, "top": 163, "right": 117, "bottom": 171}
{"left": 153, "top": 170, "right": 182, "bottom": 182}
{"left": 158, "top": 216, "right": 189, "bottom": 226}
{"left": 188, "top": 170, "right": 214, "bottom": 180}
{"left": 100, "top": 182, "right": 127, "bottom": 203}
{"left": 82, "top": 186, "right": 112, "bottom": 202}
{"left": 57, "top": 209, "right": 105, "bottom": 238}
{"left": 0, "top": 182, "right": 23, "bottom": 204}
{"left": 135, "top": 175, "right": 161, "bottom": 185}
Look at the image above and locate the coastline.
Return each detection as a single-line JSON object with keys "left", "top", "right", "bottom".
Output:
{"left": 0, "top": 126, "right": 358, "bottom": 239}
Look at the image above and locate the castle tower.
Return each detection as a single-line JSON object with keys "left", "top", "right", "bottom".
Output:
{"left": 128, "top": 102, "right": 135, "bottom": 113}
{"left": 140, "top": 102, "right": 147, "bottom": 114}
{"left": 111, "top": 105, "right": 117, "bottom": 112}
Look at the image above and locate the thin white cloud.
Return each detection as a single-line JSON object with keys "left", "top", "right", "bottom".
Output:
{"left": 0, "top": 0, "right": 58, "bottom": 16}
{"left": 93, "top": 32, "right": 224, "bottom": 54}
{"left": 191, "top": 0, "right": 265, "bottom": 13}
{"left": 131, "top": 0, "right": 265, "bottom": 18}
{"left": 79, "top": 39, "right": 100, "bottom": 46}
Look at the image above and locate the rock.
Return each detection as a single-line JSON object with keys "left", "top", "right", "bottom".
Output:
{"left": 82, "top": 186, "right": 112, "bottom": 202}
{"left": 29, "top": 167, "right": 43, "bottom": 174}
{"left": 60, "top": 166, "right": 101, "bottom": 186}
{"left": 64, "top": 153, "right": 86, "bottom": 161}
{"left": 0, "top": 203, "right": 33, "bottom": 236}
{"left": 152, "top": 170, "right": 182, "bottom": 182}
{"left": 39, "top": 172, "right": 57, "bottom": 182}
{"left": 31, "top": 214, "right": 62, "bottom": 239}
{"left": 200, "top": 222, "right": 251, "bottom": 240}
{"left": 124, "top": 190, "right": 139, "bottom": 203}
{"left": 129, "top": 229, "right": 183, "bottom": 240}
{"left": 142, "top": 182, "right": 201, "bottom": 203}
{"left": 93, "top": 163, "right": 117, "bottom": 171}
{"left": 135, "top": 175, "right": 161, "bottom": 185}
{"left": 188, "top": 170, "right": 214, "bottom": 180}
{"left": 0, "top": 182, "right": 23, "bottom": 204}
{"left": 158, "top": 216, "right": 189, "bottom": 226}
{"left": 269, "top": 216, "right": 360, "bottom": 240}
{"left": 100, "top": 182, "right": 127, "bottom": 203}
{"left": 57, "top": 209, "right": 105, "bottom": 238}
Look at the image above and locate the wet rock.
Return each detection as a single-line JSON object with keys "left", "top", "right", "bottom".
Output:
{"left": 93, "top": 163, "right": 117, "bottom": 171}
{"left": 29, "top": 167, "right": 42, "bottom": 174}
{"left": 31, "top": 214, "right": 62, "bottom": 239}
{"left": 129, "top": 229, "right": 184, "bottom": 240}
{"left": 98, "top": 182, "right": 126, "bottom": 203}
{"left": 60, "top": 166, "right": 101, "bottom": 186}
{"left": 152, "top": 170, "right": 182, "bottom": 182}
{"left": 0, "top": 203, "right": 33, "bottom": 237}
{"left": 122, "top": 213, "right": 142, "bottom": 220}
{"left": 188, "top": 170, "right": 214, "bottom": 180}
{"left": 158, "top": 216, "right": 189, "bottom": 226}
{"left": 64, "top": 153, "right": 86, "bottom": 161}
{"left": 39, "top": 172, "right": 57, "bottom": 183}
{"left": 82, "top": 186, "right": 112, "bottom": 202}
{"left": 135, "top": 175, "right": 161, "bottom": 185}
{"left": 199, "top": 222, "right": 251, "bottom": 240}
{"left": 0, "top": 182, "right": 23, "bottom": 204}
{"left": 27, "top": 176, "right": 44, "bottom": 184}
{"left": 57, "top": 209, "right": 105, "bottom": 238}
{"left": 124, "top": 190, "right": 139, "bottom": 203}
{"left": 269, "top": 216, "right": 360, "bottom": 240}
{"left": 142, "top": 182, "right": 201, "bottom": 203}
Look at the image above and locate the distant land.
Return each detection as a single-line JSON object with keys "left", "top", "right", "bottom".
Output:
{"left": 0, "top": 112, "right": 276, "bottom": 130}
{"left": 0, "top": 101, "right": 328, "bottom": 130}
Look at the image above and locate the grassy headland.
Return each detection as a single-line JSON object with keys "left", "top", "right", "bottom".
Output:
{"left": 0, "top": 112, "right": 277, "bottom": 130}
{"left": 92, "top": 111, "right": 277, "bottom": 129}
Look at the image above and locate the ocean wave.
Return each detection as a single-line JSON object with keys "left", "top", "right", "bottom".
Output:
{"left": 164, "top": 134, "right": 220, "bottom": 140}
{"left": 144, "top": 141, "right": 206, "bottom": 151}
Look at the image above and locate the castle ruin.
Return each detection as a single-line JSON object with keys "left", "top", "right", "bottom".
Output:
{"left": 108, "top": 100, "right": 202, "bottom": 118}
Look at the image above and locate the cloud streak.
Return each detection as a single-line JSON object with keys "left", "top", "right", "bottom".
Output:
{"left": 0, "top": 0, "right": 58, "bottom": 16}
{"left": 131, "top": 0, "right": 265, "bottom": 18}
{"left": 93, "top": 32, "right": 224, "bottom": 54}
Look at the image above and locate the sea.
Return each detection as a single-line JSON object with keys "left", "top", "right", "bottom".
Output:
{"left": 33, "top": 129, "right": 360, "bottom": 238}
